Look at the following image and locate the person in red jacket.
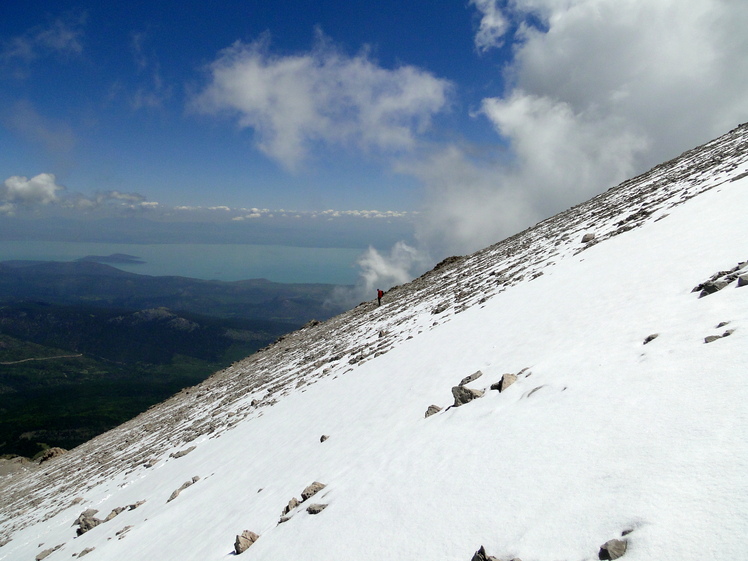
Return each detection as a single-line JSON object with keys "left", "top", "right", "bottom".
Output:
{"left": 377, "top": 289, "right": 384, "bottom": 306}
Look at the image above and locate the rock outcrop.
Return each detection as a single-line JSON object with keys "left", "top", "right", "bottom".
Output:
{"left": 599, "top": 538, "right": 627, "bottom": 560}
{"left": 425, "top": 404, "right": 442, "bottom": 418}
{"left": 301, "top": 481, "right": 326, "bottom": 501}
{"left": 451, "top": 386, "right": 485, "bottom": 406}
{"left": 234, "top": 530, "right": 259, "bottom": 555}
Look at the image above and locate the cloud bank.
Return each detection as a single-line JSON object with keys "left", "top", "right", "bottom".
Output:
{"left": 425, "top": 0, "right": 748, "bottom": 252}
{"left": 361, "top": 0, "right": 748, "bottom": 296}
{"left": 193, "top": 31, "right": 452, "bottom": 170}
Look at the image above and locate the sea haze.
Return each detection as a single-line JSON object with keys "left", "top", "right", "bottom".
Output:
{"left": 0, "top": 241, "right": 362, "bottom": 285}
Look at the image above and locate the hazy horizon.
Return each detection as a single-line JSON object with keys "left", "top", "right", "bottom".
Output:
{"left": 0, "top": 240, "right": 367, "bottom": 285}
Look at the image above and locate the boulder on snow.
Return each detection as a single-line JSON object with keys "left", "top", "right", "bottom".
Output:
{"left": 738, "top": 274, "right": 748, "bottom": 287}
{"left": 599, "top": 538, "right": 627, "bottom": 560}
{"left": 643, "top": 333, "right": 659, "bottom": 345}
{"left": 169, "top": 446, "right": 196, "bottom": 459}
{"left": 698, "top": 279, "right": 729, "bottom": 297}
{"left": 282, "top": 497, "right": 300, "bottom": 515}
{"left": 459, "top": 370, "right": 483, "bottom": 386}
{"left": 491, "top": 373, "right": 517, "bottom": 392}
{"left": 425, "top": 404, "right": 442, "bottom": 418}
{"left": 306, "top": 503, "right": 328, "bottom": 514}
{"left": 470, "top": 545, "right": 500, "bottom": 561}
{"left": 320, "top": 434, "right": 329, "bottom": 442}
{"left": 234, "top": 530, "right": 259, "bottom": 555}
{"left": 705, "top": 329, "right": 735, "bottom": 343}
{"left": 103, "top": 507, "right": 125, "bottom": 522}
{"left": 77, "top": 547, "right": 95, "bottom": 557}
{"left": 451, "top": 386, "right": 485, "bottom": 407}
{"left": 35, "top": 544, "right": 63, "bottom": 560}
{"left": 75, "top": 509, "right": 102, "bottom": 535}
{"left": 581, "top": 233, "right": 596, "bottom": 243}
{"left": 301, "top": 481, "right": 326, "bottom": 501}
{"left": 167, "top": 476, "right": 200, "bottom": 502}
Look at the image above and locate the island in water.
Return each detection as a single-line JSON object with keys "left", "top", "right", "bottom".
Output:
{"left": 76, "top": 253, "right": 146, "bottom": 265}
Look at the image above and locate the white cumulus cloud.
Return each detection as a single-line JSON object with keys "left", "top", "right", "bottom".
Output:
{"left": 471, "top": 0, "right": 511, "bottom": 52}
{"left": 1, "top": 173, "right": 63, "bottom": 206}
{"left": 192, "top": 31, "right": 452, "bottom": 169}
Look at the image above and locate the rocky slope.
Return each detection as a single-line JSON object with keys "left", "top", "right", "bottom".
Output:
{"left": 1, "top": 123, "right": 747, "bottom": 560}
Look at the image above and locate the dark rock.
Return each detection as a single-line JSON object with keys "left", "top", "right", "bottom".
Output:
{"left": 459, "top": 370, "right": 483, "bottom": 386}
{"left": 599, "top": 538, "right": 627, "bottom": 560}
{"left": 451, "top": 386, "right": 485, "bottom": 406}
{"left": 37, "top": 447, "right": 67, "bottom": 464}
{"left": 78, "top": 547, "right": 95, "bottom": 558}
{"left": 432, "top": 255, "right": 461, "bottom": 271}
{"left": 282, "top": 497, "right": 300, "bottom": 515}
{"left": 432, "top": 302, "right": 449, "bottom": 315}
{"left": 699, "top": 280, "right": 729, "bottom": 297}
{"left": 320, "top": 435, "right": 329, "bottom": 442}
{"left": 425, "top": 405, "right": 442, "bottom": 418}
{"left": 716, "top": 321, "right": 730, "bottom": 328}
{"left": 234, "top": 530, "right": 259, "bottom": 555}
{"left": 306, "top": 503, "right": 327, "bottom": 514}
{"left": 75, "top": 510, "right": 102, "bottom": 536}
{"left": 705, "top": 335, "right": 722, "bottom": 343}
{"left": 301, "top": 481, "right": 326, "bottom": 501}
{"left": 471, "top": 545, "right": 500, "bottom": 561}
{"left": 491, "top": 373, "right": 517, "bottom": 392}
{"left": 738, "top": 274, "right": 748, "bottom": 287}
{"left": 643, "top": 333, "right": 659, "bottom": 344}
{"left": 581, "top": 233, "right": 596, "bottom": 243}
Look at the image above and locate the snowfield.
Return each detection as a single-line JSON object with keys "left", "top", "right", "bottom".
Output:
{"left": 1, "top": 125, "right": 747, "bottom": 561}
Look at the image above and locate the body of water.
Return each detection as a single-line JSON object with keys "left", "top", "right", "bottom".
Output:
{"left": 0, "top": 241, "right": 362, "bottom": 285}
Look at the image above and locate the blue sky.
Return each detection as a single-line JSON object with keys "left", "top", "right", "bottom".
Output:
{"left": 1, "top": 1, "right": 501, "bottom": 212}
{"left": 2, "top": 1, "right": 748, "bottom": 287}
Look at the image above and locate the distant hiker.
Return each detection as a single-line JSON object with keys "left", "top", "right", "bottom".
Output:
{"left": 377, "top": 289, "right": 384, "bottom": 306}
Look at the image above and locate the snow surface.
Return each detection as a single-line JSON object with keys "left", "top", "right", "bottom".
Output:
{"left": 1, "top": 125, "right": 747, "bottom": 561}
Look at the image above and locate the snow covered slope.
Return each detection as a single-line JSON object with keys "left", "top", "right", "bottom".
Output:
{"left": 1, "top": 124, "right": 747, "bottom": 561}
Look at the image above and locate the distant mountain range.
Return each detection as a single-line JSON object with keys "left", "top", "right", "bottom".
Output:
{"left": 0, "top": 262, "right": 349, "bottom": 457}
{"left": 0, "top": 259, "right": 347, "bottom": 324}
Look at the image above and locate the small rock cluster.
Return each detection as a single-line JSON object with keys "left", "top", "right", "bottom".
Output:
{"left": 278, "top": 481, "right": 328, "bottom": 524}
{"left": 169, "top": 446, "right": 196, "bottom": 459}
{"left": 167, "top": 475, "right": 200, "bottom": 502}
{"left": 234, "top": 530, "right": 259, "bottom": 555}
{"left": 469, "top": 533, "right": 629, "bottom": 561}
{"left": 426, "top": 368, "right": 533, "bottom": 417}
{"left": 74, "top": 500, "right": 146, "bottom": 536}
{"left": 704, "top": 322, "right": 736, "bottom": 344}
{"left": 692, "top": 260, "right": 748, "bottom": 297}
{"left": 35, "top": 543, "right": 63, "bottom": 560}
